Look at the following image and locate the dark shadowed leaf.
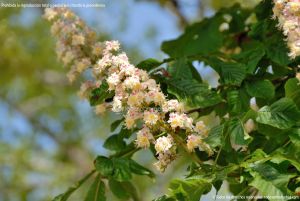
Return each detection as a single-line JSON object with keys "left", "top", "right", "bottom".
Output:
{"left": 204, "top": 57, "right": 247, "bottom": 86}
{"left": 245, "top": 79, "right": 275, "bottom": 99}
{"left": 94, "top": 156, "right": 114, "bottom": 177}
{"left": 89, "top": 81, "right": 114, "bottom": 106}
{"left": 137, "top": 58, "right": 162, "bottom": 71}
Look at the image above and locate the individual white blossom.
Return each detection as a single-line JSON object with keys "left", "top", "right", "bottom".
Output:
{"left": 162, "top": 99, "right": 183, "bottom": 113}
{"left": 107, "top": 72, "right": 121, "bottom": 90}
{"left": 143, "top": 109, "right": 160, "bottom": 125}
{"left": 154, "top": 135, "right": 173, "bottom": 153}
{"left": 168, "top": 113, "right": 193, "bottom": 130}
{"left": 127, "top": 92, "right": 144, "bottom": 107}
{"left": 186, "top": 134, "right": 202, "bottom": 152}
{"left": 135, "top": 127, "right": 154, "bottom": 149}
{"left": 168, "top": 112, "right": 185, "bottom": 129}
{"left": 112, "top": 97, "right": 122, "bottom": 112}
{"left": 95, "top": 103, "right": 107, "bottom": 115}
{"left": 194, "top": 121, "right": 209, "bottom": 138}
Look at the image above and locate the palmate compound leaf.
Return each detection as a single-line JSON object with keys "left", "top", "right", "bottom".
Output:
{"left": 256, "top": 98, "right": 300, "bottom": 129}
{"left": 84, "top": 174, "right": 106, "bottom": 201}
{"left": 167, "top": 78, "right": 222, "bottom": 109}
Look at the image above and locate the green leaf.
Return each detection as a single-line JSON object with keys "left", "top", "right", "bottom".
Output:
{"left": 227, "top": 118, "right": 251, "bottom": 147}
{"left": 103, "top": 134, "right": 126, "bottom": 152}
{"left": 136, "top": 58, "right": 161, "bottom": 71}
{"left": 52, "top": 170, "right": 96, "bottom": 201}
{"left": 168, "top": 178, "right": 212, "bottom": 201}
{"left": 167, "top": 58, "right": 202, "bottom": 82}
{"left": 109, "top": 180, "right": 138, "bottom": 200}
{"left": 256, "top": 98, "right": 300, "bottom": 129}
{"left": 95, "top": 157, "right": 153, "bottom": 181}
{"left": 227, "top": 89, "right": 250, "bottom": 114}
{"left": 119, "top": 127, "right": 132, "bottom": 139}
{"left": 112, "top": 158, "right": 132, "bottom": 182}
{"left": 256, "top": 123, "right": 288, "bottom": 144}
{"left": 129, "top": 159, "right": 155, "bottom": 178}
{"left": 94, "top": 156, "right": 114, "bottom": 177}
{"left": 254, "top": 0, "right": 273, "bottom": 20}
{"left": 248, "top": 163, "right": 294, "bottom": 199}
{"left": 265, "top": 30, "right": 291, "bottom": 66}
{"left": 84, "top": 175, "right": 106, "bottom": 201}
{"left": 245, "top": 79, "right": 275, "bottom": 99}
{"left": 249, "top": 18, "right": 291, "bottom": 66}
{"left": 285, "top": 78, "right": 300, "bottom": 108}
{"left": 204, "top": 124, "right": 224, "bottom": 148}
{"left": 204, "top": 57, "right": 247, "bottom": 86}
{"left": 161, "top": 16, "right": 224, "bottom": 57}
{"left": 232, "top": 41, "right": 265, "bottom": 73}
{"left": 271, "top": 153, "right": 300, "bottom": 172}
{"left": 110, "top": 118, "right": 124, "bottom": 132}
{"left": 289, "top": 128, "right": 300, "bottom": 148}
{"left": 89, "top": 81, "right": 114, "bottom": 106}
{"left": 249, "top": 173, "right": 289, "bottom": 200}
{"left": 167, "top": 78, "right": 222, "bottom": 108}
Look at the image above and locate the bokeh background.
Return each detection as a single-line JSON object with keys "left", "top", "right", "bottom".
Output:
{"left": 0, "top": 0, "right": 260, "bottom": 200}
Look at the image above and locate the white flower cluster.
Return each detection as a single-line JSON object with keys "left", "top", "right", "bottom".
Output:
{"left": 44, "top": 8, "right": 212, "bottom": 172}
{"left": 273, "top": 0, "right": 300, "bottom": 58}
